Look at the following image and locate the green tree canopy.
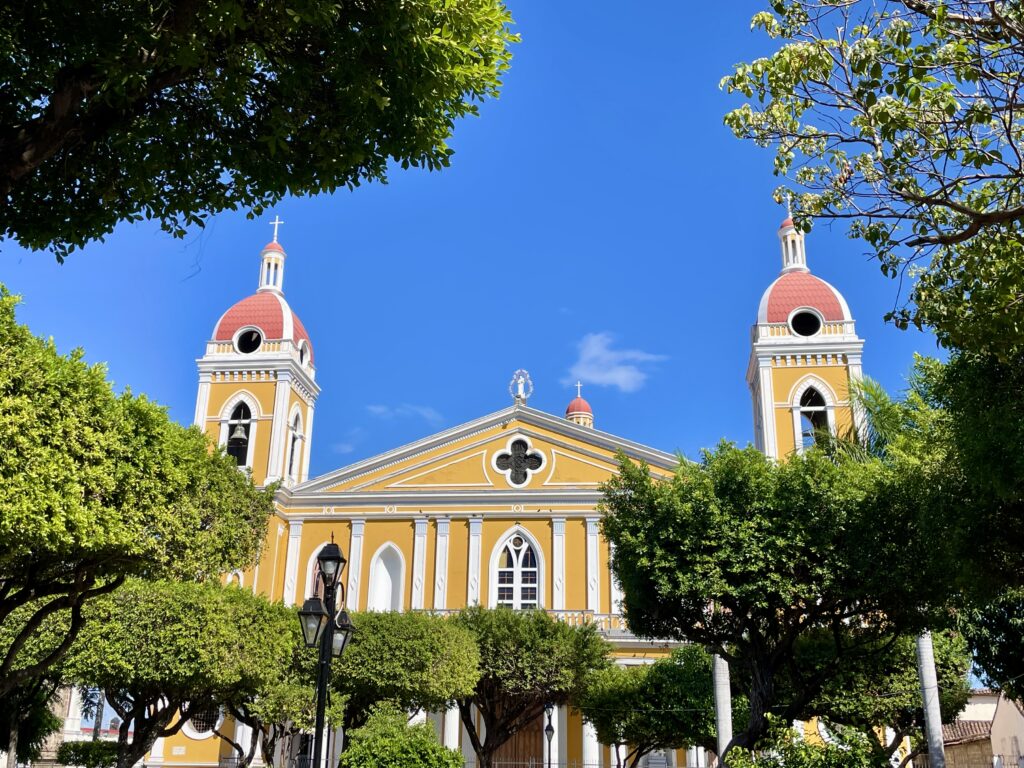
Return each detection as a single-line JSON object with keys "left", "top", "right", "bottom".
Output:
{"left": 0, "top": 0, "right": 516, "bottom": 259}
{"left": 65, "top": 580, "right": 295, "bottom": 768}
{"left": 961, "top": 587, "right": 1024, "bottom": 703}
{"left": 339, "top": 703, "right": 462, "bottom": 768}
{"left": 600, "top": 444, "right": 947, "bottom": 751}
{"left": 332, "top": 610, "right": 481, "bottom": 735}
{"left": 0, "top": 287, "right": 274, "bottom": 695}
{"left": 454, "top": 607, "right": 610, "bottom": 768}
{"left": 722, "top": 1, "right": 1024, "bottom": 359}
{"left": 577, "top": 646, "right": 724, "bottom": 768}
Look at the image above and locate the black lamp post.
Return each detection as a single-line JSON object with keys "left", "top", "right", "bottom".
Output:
{"left": 544, "top": 703, "right": 555, "bottom": 768}
{"left": 298, "top": 541, "right": 352, "bottom": 768}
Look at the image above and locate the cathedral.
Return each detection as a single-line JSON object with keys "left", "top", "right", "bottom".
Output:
{"left": 88, "top": 217, "right": 865, "bottom": 768}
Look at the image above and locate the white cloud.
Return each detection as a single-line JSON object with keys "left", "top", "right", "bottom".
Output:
{"left": 366, "top": 403, "right": 444, "bottom": 425}
{"left": 564, "top": 332, "right": 666, "bottom": 393}
{"left": 332, "top": 442, "right": 356, "bottom": 455}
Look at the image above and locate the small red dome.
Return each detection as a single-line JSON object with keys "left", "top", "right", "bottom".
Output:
{"left": 566, "top": 396, "right": 592, "bottom": 416}
{"left": 262, "top": 241, "right": 285, "bottom": 253}
{"left": 213, "top": 292, "right": 313, "bottom": 362}
{"left": 758, "top": 271, "right": 849, "bottom": 324}
{"left": 779, "top": 217, "right": 794, "bottom": 229}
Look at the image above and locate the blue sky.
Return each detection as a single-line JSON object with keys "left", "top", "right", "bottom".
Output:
{"left": 1, "top": 1, "right": 938, "bottom": 478}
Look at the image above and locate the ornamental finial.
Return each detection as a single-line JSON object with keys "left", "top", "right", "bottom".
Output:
{"left": 508, "top": 369, "right": 534, "bottom": 404}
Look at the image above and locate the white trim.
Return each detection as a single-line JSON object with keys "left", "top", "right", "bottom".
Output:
{"left": 231, "top": 325, "right": 264, "bottom": 354}
{"left": 181, "top": 708, "right": 224, "bottom": 741}
{"left": 467, "top": 518, "right": 482, "bottom": 605}
{"left": 389, "top": 451, "right": 494, "bottom": 488}
{"left": 789, "top": 375, "right": 838, "bottom": 455}
{"left": 542, "top": 449, "right": 608, "bottom": 486}
{"left": 490, "top": 434, "right": 547, "bottom": 488}
{"left": 586, "top": 517, "right": 600, "bottom": 613}
{"left": 608, "top": 541, "right": 623, "bottom": 615}
{"left": 346, "top": 519, "right": 365, "bottom": 610}
{"left": 411, "top": 518, "right": 428, "bottom": 609}
{"left": 487, "top": 525, "right": 546, "bottom": 609}
{"left": 227, "top": 570, "right": 244, "bottom": 588}
{"left": 282, "top": 520, "right": 304, "bottom": 607}
{"left": 219, "top": 393, "right": 261, "bottom": 470}
{"left": 193, "top": 373, "right": 212, "bottom": 427}
{"left": 552, "top": 518, "right": 566, "bottom": 610}
{"left": 433, "top": 518, "right": 451, "bottom": 610}
{"left": 285, "top": 405, "right": 305, "bottom": 486}
{"left": 219, "top": 390, "right": 263, "bottom": 420}
{"left": 367, "top": 542, "right": 406, "bottom": 612}
{"left": 301, "top": 404, "right": 315, "bottom": 484}
{"left": 266, "top": 372, "right": 293, "bottom": 482}
{"left": 582, "top": 719, "right": 601, "bottom": 768}
{"left": 787, "top": 306, "right": 825, "bottom": 338}
{"left": 302, "top": 541, "right": 333, "bottom": 601}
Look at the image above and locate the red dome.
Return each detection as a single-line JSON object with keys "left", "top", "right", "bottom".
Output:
{"left": 213, "top": 292, "right": 313, "bottom": 362}
{"left": 757, "top": 271, "right": 849, "bottom": 324}
{"left": 262, "top": 241, "right": 284, "bottom": 253}
{"left": 779, "top": 217, "right": 794, "bottom": 229}
{"left": 565, "top": 396, "right": 592, "bottom": 416}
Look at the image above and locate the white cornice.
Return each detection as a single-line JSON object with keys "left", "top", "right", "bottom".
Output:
{"left": 195, "top": 355, "right": 321, "bottom": 399}
{"left": 293, "top": 404, "right": 679, "bottom": 495}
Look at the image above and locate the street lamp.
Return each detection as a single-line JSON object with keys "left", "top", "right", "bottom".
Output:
{"left": 544, "top": 703, "right": 555, "bottom": 768}
{"left": 298, "top": 539, "right": 351, "bottom": 768}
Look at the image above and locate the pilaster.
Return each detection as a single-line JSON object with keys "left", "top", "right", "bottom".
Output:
{"left": 585, "top": 517, "right": 600, "bottom": 613}
{"left": 433, "top": 518, "right": 451, "bottom": 610}
{"left": 552, "top": 517, "right": 566, "bottom": 610}
{"left": 266, "top": 371, "right": 293, "bottom": 482}
{"left": 346, "top": 519, "right": 365, "bottom": 611}
{"left": 467, "top": 517, "right": 482, "bottom": 605}
{"left": 411, "top": 517, "right": 428, "bottom": 610}
{"left": 282, "top": 520, "right": 304, "bottom": 607}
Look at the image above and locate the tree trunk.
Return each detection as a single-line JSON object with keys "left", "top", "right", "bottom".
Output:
{"left": 6, "top": 718, "right": 19, "bottom": 768}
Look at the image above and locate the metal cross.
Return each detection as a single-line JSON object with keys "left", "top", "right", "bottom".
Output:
{"left": 270, "top": 215, "right": 284, "bottom": 242}
{"left": 495, "top": 439, "right": 543, "bottom": 486}
{"left": 576, "top": 380, "right": 583, "bottom": 398}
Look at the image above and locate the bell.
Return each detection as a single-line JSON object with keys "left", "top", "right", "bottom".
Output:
{"left": 229, "top": 424, "right": 248, "bottom": 441}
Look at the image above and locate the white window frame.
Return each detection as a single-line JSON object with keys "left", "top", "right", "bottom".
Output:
{"left": 789, "top": 377, "right": 836, "bottom": 454}
{"left": 367, "top": 542, "right": 406, "bottom": 612}
{"left": 219, "top": 393, "right": 261, "bottom": 470}
{"left": 488, "top": 526, "right": 545, "bottom": 609}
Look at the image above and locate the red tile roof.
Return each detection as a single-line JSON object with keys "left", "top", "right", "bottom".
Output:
{"left": 942, "top": 720, "right": 991, "bottom": 745}
{"left": 765, "top": 272, "right": 846, "bottom": 323}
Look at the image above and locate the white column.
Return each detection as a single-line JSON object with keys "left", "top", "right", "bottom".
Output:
{"left": 150, "top": 737, "right": 165, "bottom": 763}
{"left": 757, "top": 360, "right": 777, "bottom": 459}
{"left": 917, "top": 631, "right": 947, "bottom": 768}
{"left": 558, "top": 705, "right": 568, "bottom": 766}
{"left": 582, "top": 719, "right": 601, "bottom": 768}
{"left": 282, "top": 520, "right": 304, "bottom": 607}
{"left": 585, "top": 517, "right": 600, "bottom": 613}
{"left": 542, "top": 707, "right": 562, "bottom": 768}
{"left": 193, "top": 372, "right": 212, "bottom": 427}
{"left": 64, "top": 686, "right": 82, "bottom": 733}
{"left": 552, "top": 518, "right": 566, "bottom": 610}
{"left": 234, "top": 721, "right": 253, "bottom": 762}
{"left": 443, "top": 706, "right": 461, "bottom": 750}
{"left": 467, "top": 517, "right": 482, "bottom": 605}
{"left": 713, "top": 655, "right": 733, "bottom": 764}
{"left": 300, "top": 404, "right": 315, "bottom": 483}
{"left": 411, "top": 517, "right": 428, "bottom": 610}
{"left": 433, "top": 518, "right": 451, "bottom": 610}
{"left": 409, "top": 709, "right": 427, "bottom": 725}
{"left": 266, "top": 372, "right": 293, "bottom": 481}
{"left": 609, "top": 542, "right": 623, "bottom": 615}
{"left": 346, "top": 519, "right": 365, "bottom": 611}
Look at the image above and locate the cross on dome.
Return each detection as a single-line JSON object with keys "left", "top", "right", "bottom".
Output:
{"left": 270, "top": 215, "right": 284, "bottom": 243}
{"left": 576, "top": 380, "right": 583, "bottom": 398}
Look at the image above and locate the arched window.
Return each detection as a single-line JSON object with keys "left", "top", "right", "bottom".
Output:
{"left": 798, "top": 388, "right": 829, "bottom": 449}
{"left": 368, "top": 545, "right": 404, "bottom": 612}
{"left": 287, "top": 413, "right": 302, "bottom": 481}
{"left": 226, "top": 403, "right": 252, "bottom": 466}
{"left": 496, "top": 535, "right": 539, "bottom": 609}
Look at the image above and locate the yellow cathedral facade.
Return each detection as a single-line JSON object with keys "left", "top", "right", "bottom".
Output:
{"left": 128, "top": 216, "right": 865, "bottom": 768}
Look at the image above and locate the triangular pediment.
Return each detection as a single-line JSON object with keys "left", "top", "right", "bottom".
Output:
{"left": 292, "top": 405, "right": 677, "bottom": 498}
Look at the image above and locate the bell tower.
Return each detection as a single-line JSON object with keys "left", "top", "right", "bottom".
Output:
{"left": 194, "top": 229, "right": 319, "bottom": 487}
{"left": 747, "top": 217, "right": 864, "bottom": 459}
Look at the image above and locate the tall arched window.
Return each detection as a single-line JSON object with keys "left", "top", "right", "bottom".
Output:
{"left": 287, "top": 414, "right": 302, "bottom": 481}
{"left": 798, "top": 388, "right": 828, "bottom": 449}
{"left": 226, "top": 403, "right": 252, "bottom": 466}
{"left": 496, "top": 535, "right": 539, "bottom": 609}
{"left": 368, "top": 545, "right": 404, "bottom": 612}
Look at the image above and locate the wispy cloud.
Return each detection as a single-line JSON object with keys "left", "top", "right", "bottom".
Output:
{"left": 366, "top": 403, "right": 444, "bottom": 426}
{"left": 332, "top": 427, "right": 366, "bottom": 455}
{"left": 564, "top": 332, "right": 666, "bottom": 393}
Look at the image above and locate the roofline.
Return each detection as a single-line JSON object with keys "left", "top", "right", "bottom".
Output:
{"left": 294, "top": 403, "right": 680, "bottom": 494}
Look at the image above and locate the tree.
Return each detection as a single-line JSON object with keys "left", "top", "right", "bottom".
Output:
{"left": 65, "top": 580, "right": 295, "bottom": 768}
{"left": 0, "top": 0, "right": 517, "bottom": 259}
{"left": 961, "top": 587, "right": 1024, "bottom": 704}
{"left": 796, "top": 631, "right": 971, "bottom": 767}
{"left": 0, "top": 287, "right": 274, "bottom": 696}
{"left": 0, "top": 675, "right": 63, "bottom": 768}
{"left": 339, "top": 703, "right": 462, "bottom": 768}
{"left": 600, "top": 444, "right": 946, "bottom": 753}
{"left": 726, "top": 718, "right": 883, "bottom": 768}
{"left": 577, "top": 646, "right": 724, "bottom": 768}
{"left": 453, "top": 607, "right": 610, "bottom": 768}
{"left": 332, "top": 611, "right": 480, "bottom": 738}
{"left": 56, "top": 741, "right": 119, "bottom": 768}
{"left": 722, "top": 1, "right": 1024, "bottom": 359}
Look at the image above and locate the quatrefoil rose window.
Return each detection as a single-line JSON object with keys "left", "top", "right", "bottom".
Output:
{"left": 492, "top": 437, "right": 545, "bottom": 487}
